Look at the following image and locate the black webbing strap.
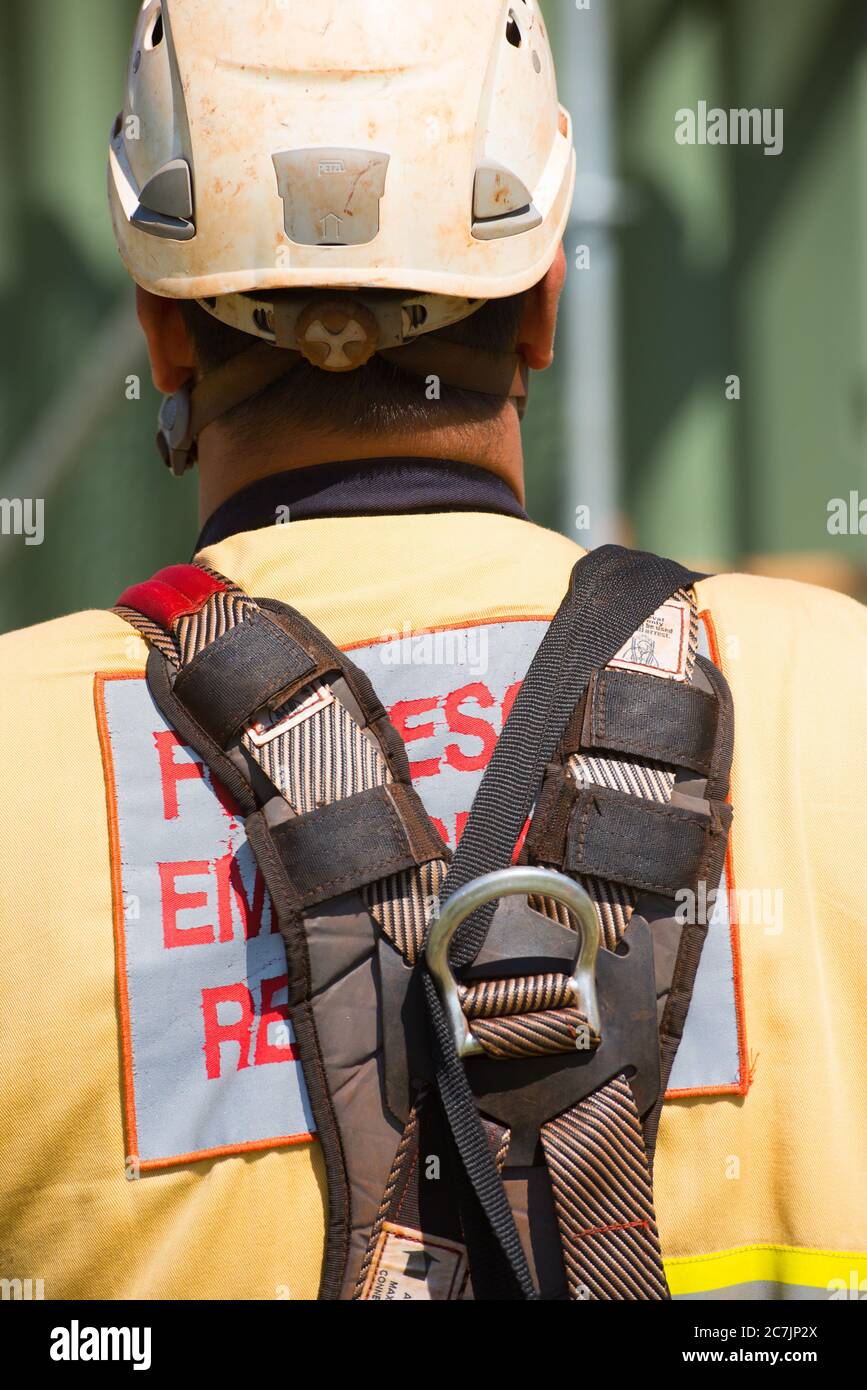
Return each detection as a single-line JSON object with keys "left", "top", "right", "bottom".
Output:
{"left": 441, "top": 545, "right": 704, "bottom": 959}
{"left": 423, "top": 545, "right": 703, "bottom": 1299}
{"left": 267, "top": 783, "right": 444, "bottom": 908}
{"left": 172, "top": 612, "right": 319, "bottom": 746}
{"left": 565, "top": 785, "right": 733, "bottom": 896}
{"left": 578, "top": 666, "right": 719, "bottom": 774}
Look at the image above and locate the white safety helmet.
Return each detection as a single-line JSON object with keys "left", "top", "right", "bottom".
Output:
{"left": 108, "top": 0, "right": 575, "bottom": 472}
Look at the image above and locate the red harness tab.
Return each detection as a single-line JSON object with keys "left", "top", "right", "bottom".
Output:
{"left": 118, "top": 565, "right": 225, "bottom": 630}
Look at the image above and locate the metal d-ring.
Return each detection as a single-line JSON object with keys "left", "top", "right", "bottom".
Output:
{"left": 425, "top": 866, "right": 601, "bottom": 1059}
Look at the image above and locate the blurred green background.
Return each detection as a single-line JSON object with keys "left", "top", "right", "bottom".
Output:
{"left": 1, "top": 0, "right": 865, "bottom": 634}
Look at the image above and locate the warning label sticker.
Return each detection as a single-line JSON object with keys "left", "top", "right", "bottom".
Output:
{"left": 246, "top": 683, "right": 334, "bottom": 747}
{"left": 360, "top": 1224, "right": 467, "bottom": 1301}
{"left": 610, "top": 598, "right": 689, "bottom": 680}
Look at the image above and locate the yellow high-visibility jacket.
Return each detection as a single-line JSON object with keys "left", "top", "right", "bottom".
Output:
{"left": 0, "top": 509, "right": 864, "bottom": 1300}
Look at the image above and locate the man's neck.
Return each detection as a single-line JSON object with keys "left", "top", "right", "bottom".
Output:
{"left": 196, "top": 408, "right": 526, "bottom": 525}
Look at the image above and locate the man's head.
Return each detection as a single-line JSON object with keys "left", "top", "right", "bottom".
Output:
{"left": 136, "top": 250, "right": 566, "bottom": 446}
{"left": 111, "top": 0, "right": 574, "bottom": 500}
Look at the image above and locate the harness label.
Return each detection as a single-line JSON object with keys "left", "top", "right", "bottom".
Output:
{"left": 247, "top": 683, "right": 334, "bottom": 747}
{"left": 96, "top": 673, "right": 315, "bottom": 1172}
{"left": 360, "top": 1224, "right": 467, "bottom": 1301}
{"left": 610, "top": 598, "right": 689, "bottom": 680}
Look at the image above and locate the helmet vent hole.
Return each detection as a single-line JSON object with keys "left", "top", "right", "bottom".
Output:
{"left": 406, "top": 302, "right": 428, "bottom": 332}
{"left": 146, "top": 9, "right": 164, "bottom": 50}
{"left": 506, "top": 12, "right": 522, "bottom": 47}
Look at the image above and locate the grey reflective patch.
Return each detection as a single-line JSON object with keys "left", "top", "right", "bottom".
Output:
{"left": 666, "top": 616, "right": 743, "bottom": 1093}
{"left": 666, "top": 859, "right": 741, "bottom": 1090}
{"left": 677, "top": 1281, "right": 828, "bottom": 1301}
{"left": 272, "top": 148, "right": 389, "bottom": 246}
{"left": 101, "top": 676, "right": 315, "bottom": 1167}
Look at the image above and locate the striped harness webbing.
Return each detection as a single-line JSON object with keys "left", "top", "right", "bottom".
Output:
{"left": 114, "top": 547, "right": 734, "bottom": 1300}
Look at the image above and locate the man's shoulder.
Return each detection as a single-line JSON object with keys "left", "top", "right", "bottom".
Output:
{"left": 2, "top": 557, "right": 862, "bottom": 690}
{"left": 696, "top": 568, "right": 865, "bottom": 657}
{"left": 0, "top": 608, "right": 147, "bottom": 695}
{"left": 696, "top": 571, "right": 865, "bottom": 765}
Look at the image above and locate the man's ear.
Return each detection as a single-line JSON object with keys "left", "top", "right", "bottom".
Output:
{"left": 517, "top": 242, "right": 567, "bottom": 371}
{"left": 136, "top": 285, "right": 197, "bottom": 394}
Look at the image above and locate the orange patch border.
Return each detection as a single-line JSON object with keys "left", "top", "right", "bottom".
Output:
{"left": 94, "top": 670, "right": 315, "bottom": 1174}
{"left": 94, "top": 602, "right": 747, "bottom": 1160}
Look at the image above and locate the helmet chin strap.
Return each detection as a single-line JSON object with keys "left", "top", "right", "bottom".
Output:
{"left": 378, "top": 339, "right": 530, "bottom": 419}
{"left": 157, "top": 338, "right": 530, "bottom": 477}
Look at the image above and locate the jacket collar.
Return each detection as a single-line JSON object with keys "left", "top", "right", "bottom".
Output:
{"left": 196, "top": 457, "right": 527, "bottom": 551}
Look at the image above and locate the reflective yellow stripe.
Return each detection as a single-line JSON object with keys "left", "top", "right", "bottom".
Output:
{"left": 665, "top": 1244, "right": 867, "bottom": 1297}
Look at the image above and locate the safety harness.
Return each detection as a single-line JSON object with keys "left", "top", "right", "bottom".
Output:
{"left": 114, "top": 544, "right": 734, "bottom": 1300}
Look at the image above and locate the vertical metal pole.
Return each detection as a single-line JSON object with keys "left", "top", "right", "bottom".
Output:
{"left": 559, "top": 0, "right": 623, "bottom": 545}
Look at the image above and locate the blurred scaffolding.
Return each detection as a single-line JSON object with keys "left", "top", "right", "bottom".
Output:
{"left": 1, "top": 0, "right": 865, "bottom": 635}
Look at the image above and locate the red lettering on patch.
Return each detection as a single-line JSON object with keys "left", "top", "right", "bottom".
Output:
{"left": 215, "top": 852, "right": 268, "bottom": 943}
{"left": 253, "top": 975, "right": 294, "bottom": 1067}
{"left": 159, "top": 861, "right": 214, "bottom": 949}
{"left": 444, "top": 682, "right": 497, "bottom": 772}
{"left": 154, "top": 728, "right": 241, "bottom": 823}
{"left": 390, "top": 696, "right": 441, "bottom": 779}
{"left": 201, "top": 975, "right": 298, "bottom": 1079}
{"left": 154, "top": 731, "right": 204, "bottom": 820}
{"left": 201, "top": 982, "right": 254, "bottom": 1079}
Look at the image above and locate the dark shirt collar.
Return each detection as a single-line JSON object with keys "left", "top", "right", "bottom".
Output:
{"left": 195, "top": 457, "right": 528, "bottom": 551}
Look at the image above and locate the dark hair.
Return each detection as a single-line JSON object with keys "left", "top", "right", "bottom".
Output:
{"left": 179, "top": 291, "right": 526, "bottom": 441}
